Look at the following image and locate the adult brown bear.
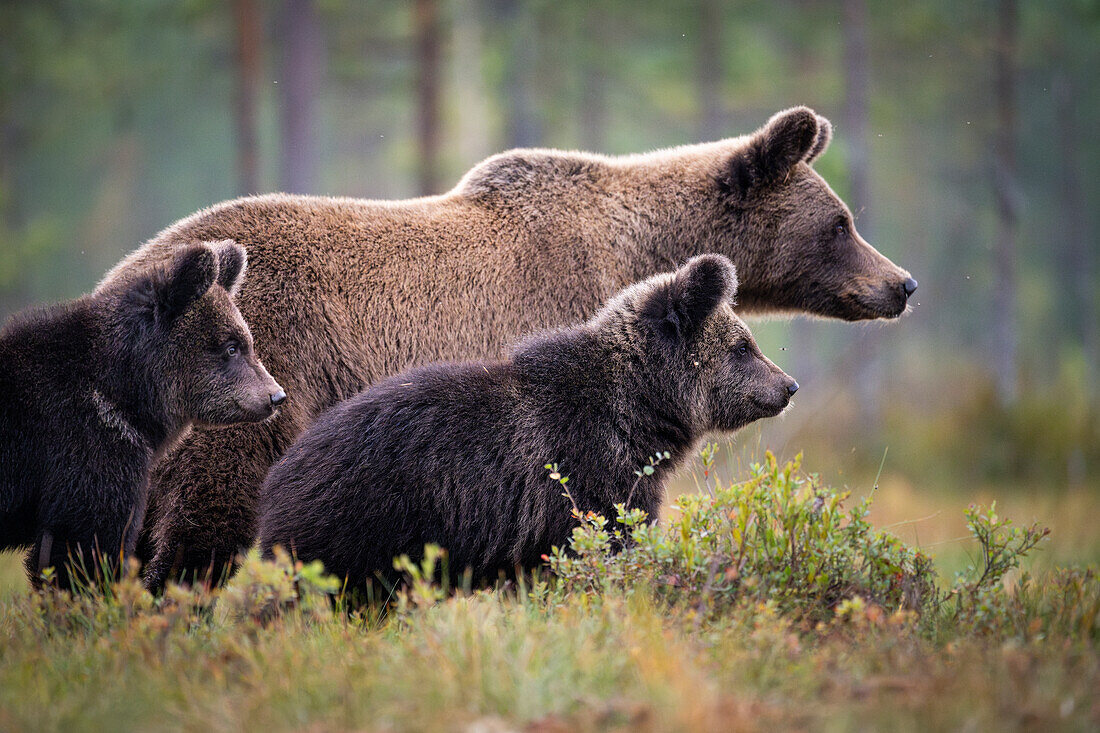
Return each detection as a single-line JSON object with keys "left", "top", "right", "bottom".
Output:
{"left": 102, "top": 106, "right": 916, "bottom": 590}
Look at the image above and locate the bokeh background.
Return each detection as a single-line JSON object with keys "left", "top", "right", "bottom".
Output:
{"left": 2, "top": 0, "right": 1098, "bottom": 576}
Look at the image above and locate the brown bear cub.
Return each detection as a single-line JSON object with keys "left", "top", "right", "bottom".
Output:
{"left": 0, "top": 241, "right": 285, "bottom": 590}
{"left": 259, "top": 255, "right": 797, "bottom": 589}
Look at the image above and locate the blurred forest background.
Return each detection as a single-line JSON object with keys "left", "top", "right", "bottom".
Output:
{"left": 1, "top": 1, "right": 1098, "bottom": 563}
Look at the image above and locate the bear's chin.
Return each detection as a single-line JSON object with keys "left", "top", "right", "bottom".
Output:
{"left": 854, "top": 301, "right": 909, "bottom": 321}
{"left": 193, "top": 407, "right": 278, "bottom": 429}
{"left": 837, "top": 289, "right": 911, "bottom": 321}
{"left": 714, "top": 402, "right": 789, "bottom": 431}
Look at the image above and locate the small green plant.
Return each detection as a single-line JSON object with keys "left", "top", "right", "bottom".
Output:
{"left": 940, "top": 502, "right": 1051, "bottom": 634}
{"left": 219, "top": 547, "right": 340, "bottom": 624}
{"left": 548, "top": 451, "right": 1050, "bottom": 630}
{"left": 393, "top": 544, "right": 450, "bottom": 617}
{"left": 959, "top": 502, "right": 1050, "bottom": 589}
{"left": 633, "top": 450, "right": 671, "bottom": 478}
{"left": 699, "top": 441, "right": 719, "bottom": 496}
{"left": 544, "top": 462, "right": 576, "bottom": 514}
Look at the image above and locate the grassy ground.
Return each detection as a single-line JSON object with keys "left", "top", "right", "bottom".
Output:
{"left": 1, "top": 454, "right": 1097, "bottom": 732}
{"left": 0, "top": 564, "right": 1096, "bottom": 732}
{"left": 0, "top": 586, "right": 1096, "bottom": 732}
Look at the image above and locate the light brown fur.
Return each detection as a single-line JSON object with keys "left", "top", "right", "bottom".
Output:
{"left": 101, "top": 107, "right": 914, "bottom": 589}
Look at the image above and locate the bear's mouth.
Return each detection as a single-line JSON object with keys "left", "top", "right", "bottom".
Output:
{"left": 230, "top": 398, "right": 281, "bottom": 424}
{"left": 840, "top": 287, "right": 911, "bottom": 321}
{"left": 749, "top": 394, "right": 792, "bottom": 418}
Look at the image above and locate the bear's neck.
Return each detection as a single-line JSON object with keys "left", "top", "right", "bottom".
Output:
{"left": 92, "top": 313, "right": 179, "bottom": 452}
{"left": 515, "top": 329, "right": 699, "bottom": 510}
{"left": 461, "top": 142, "right": 752, "bottom": 294}
{"left": 603, "top": 144, "right": 751, "bottom": 288}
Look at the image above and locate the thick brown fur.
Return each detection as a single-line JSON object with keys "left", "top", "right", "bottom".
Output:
{"left": 0, "top": 242, "right": 284, "bottom": 589}
{"left": 101, "top": 106, "right": 915, "bottom": 590}
{"left": 259, "top": 256, "right": 797, "bottom": 590}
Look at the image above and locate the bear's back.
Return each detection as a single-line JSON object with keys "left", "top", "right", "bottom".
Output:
{"left": 99, "top": 193, "right": 492, "bottom": 288}
{"left": 0, "top": 300, "right": 99, "bottom": 428}
{"left": 0, "top": 301, "right": 102, "bottom": 548}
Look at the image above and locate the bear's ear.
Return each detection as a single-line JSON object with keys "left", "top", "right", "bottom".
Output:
{"left": 723, "top": 107, "right": 822, "bottom": 198}
{"left": 211, "top": 240, "right": 247, "bottom": 297}
{"left": 805, "top": 114, "right": 832, "bottom": 163}
{"left": 641, "top": 254, "right": 738, "bottom": 340}
{"left": 159, "top": 244, "right": 217, "bottom": 322}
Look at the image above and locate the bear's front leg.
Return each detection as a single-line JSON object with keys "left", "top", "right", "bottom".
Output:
{"left": 142, "top": 407, "right": 303, "bottom": 592}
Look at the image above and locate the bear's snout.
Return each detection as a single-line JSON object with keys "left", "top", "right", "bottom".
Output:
{"left": 233, "top": 364, "right": 286, "bottom": 422}
{"left": 842, "top": 273, "right": 916, "bottom": 320}
{"left": 773, "top": 375, "right": 798, "bottom": 409}
{"left": 252, "top": 378, "right": 287, "bottom": 418}
{"left": 882, "top": 275, "right": 918, "bottom": 316}
{"left": 744, "top": 369, "right": 799, "bottom": 420}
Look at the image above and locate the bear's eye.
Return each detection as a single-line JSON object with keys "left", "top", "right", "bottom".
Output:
{"left": 224, "top": 342, "right": 240, "bottom": 358}
{"left": 834, "top": 222, "right": 847, "bottom": 237}
{"left": 735, "top": 344, "right": 749, "bottom": 358}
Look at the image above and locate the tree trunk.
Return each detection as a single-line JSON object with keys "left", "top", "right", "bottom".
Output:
{"left": 0, "top": 120, "right": 24, "bottom": 322}
{"left": 1053, "top": 73, "right": 1097, "bottom": 399}
{"left": 579, "top": 4, "right": 608, "bottom": 152}
{"left": 233, "top": 0, "right": 262, "bottom": 195}
{"left": 414, "top": 0, "right": 441, "bottom": 195}
{"left": 451, "top": 0, "right": 492, "bottom": 168}
{"left": 696, "top": 0, "right": 723, "bottom": 140}
{"left": 279, "top": 0, "right": 322, "bottom": 194}
{"left": 992, "top": 0, "right": 1019, "bottom": 403}
{"left": 843, "top": 0, "right": 872, "bottom": 240}
{"left": 500, "top": 0, "right": 540, "bottom": 148}
{"left": 841, "top": 0, "right": 882, "bottom": 419}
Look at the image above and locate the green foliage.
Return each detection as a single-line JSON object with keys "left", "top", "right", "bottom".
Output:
{"left": 25, "top": 451, "right": 1059, "bottom": 642}
{"left": 0, "top": 450, "right": 1094, "bottom": 731}
{"left": 219, "top": 547, "right": 340, "bottom": 624}
{"left": 393, "top": 544, "right": 449, "bottom": 616}
{"left": 548, "top": 451, "right": 933, "bottom": 623}
{"left": 548, "top": 450, "right": 1056, "bottom": 634}
{"left": 939, "top": 503, "right": 1057, "bottom": 636}
{"left": 21, "top": 549, "right": 342, "bottom": 638}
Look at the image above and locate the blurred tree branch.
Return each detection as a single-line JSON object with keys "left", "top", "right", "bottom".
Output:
{"left": 992, "top": 0, "right": 1019, "bottom": 404}
{"left": 234, "top": 0, "right": 263, "bottom": 195}
{"left": 279, "top": 0, "right": 322, "bottom": 194}
{"left": 415, "top": 0, "right": 441, "bottom": 195}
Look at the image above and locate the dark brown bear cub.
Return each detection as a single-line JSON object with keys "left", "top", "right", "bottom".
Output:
{"left": 0, "top": 241, "right": 285, "bottom": 590}
{"left": 259, "top": 254, "right": 797, "bottom": 589}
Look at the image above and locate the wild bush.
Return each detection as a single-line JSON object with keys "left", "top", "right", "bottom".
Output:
{"left": 546, "top": 450, "right": 1052, "bottom": 632}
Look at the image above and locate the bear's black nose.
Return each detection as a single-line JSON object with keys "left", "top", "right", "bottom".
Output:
{"left": 270, "top": 390, "right": 287, "bottom": 407}
{"left": 787, "top": 381, "right": 799, "bottom": 396}
{"left": 903, "top": 277, "right": 918, "bottom": 296}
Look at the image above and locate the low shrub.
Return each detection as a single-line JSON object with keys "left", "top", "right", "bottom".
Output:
{"left": 547, "top": 450, "right": 1053, "bottom": 634}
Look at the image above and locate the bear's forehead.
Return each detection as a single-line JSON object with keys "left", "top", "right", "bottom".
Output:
{"left": 176, "top": 289, "right": 247, "bottom": 335}
{"left": 747, "top": 165, "right": 843, "bottom": 224}
{"left": 708, "top": 305, "right": 752, "bottom": 338}
{"left": 780, "top": 166, "right": 847, "bottom": 212}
